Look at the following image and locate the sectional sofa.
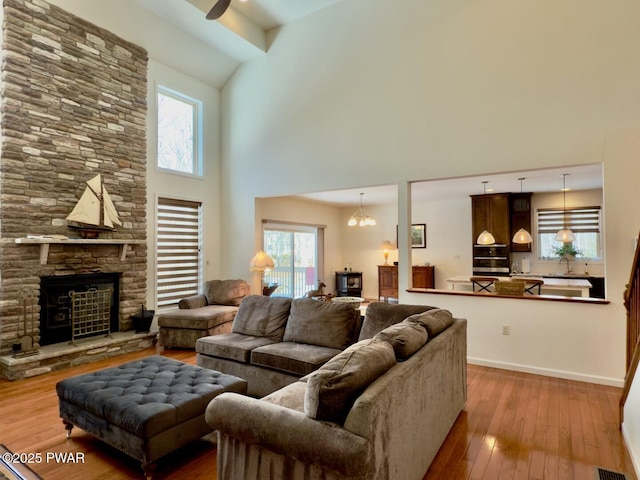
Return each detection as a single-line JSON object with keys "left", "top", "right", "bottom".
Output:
{"left": 199, "top": 296, "right": 467, "bottom": 479}
{"left": 157, "top": 279, "right": 250, "bottom": 349}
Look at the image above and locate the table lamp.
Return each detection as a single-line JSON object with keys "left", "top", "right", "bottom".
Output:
{"left": 379, "top": 240, "right": 396, "bottom": 265}
{"left": 250, "top": 250, "right": 275, "bottom": 293}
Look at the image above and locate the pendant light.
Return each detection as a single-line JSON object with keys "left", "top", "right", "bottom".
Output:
{"left": 347, "top": 193, "right": 376, "bottom": 227}
{"left": 554, "top": 173, "right": 576, "bottom": 243}
{"left": 476, "top": 181, "right": 496, "bottom": 245}
{"left": 512, "top": 177, "right": 533, "bottom": 244}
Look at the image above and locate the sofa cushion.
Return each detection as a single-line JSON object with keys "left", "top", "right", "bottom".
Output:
{"left": 205, "top": 279, "right": 250, "bottom": 306}
{"left": 304, "top": 338, "right": 396, "bottom": 424}
{"left": 373, "top": 321, "right": 428, "bottom": 360}
{"left": 231, "top": 295, "right": 292, "bottom": 341}
{"left": 262, "top": 381, "right": 307, "bottom": 412}
{"left": 404, "top": 308, "right": 454, "bottom": 338}
{"left": 283, "top": 298, "right": 359, "bottom": 350}
{"left": 195, "top": 333, "right": 278, "bottom": 363}
{"left": 251, "top": 342, "right": 342, "bottom": 376}
{"left": 158, "top": 305, "right": 238, "bottom": 329}
{"left": 358, "top": 302, "right": 436, "bottom": 340}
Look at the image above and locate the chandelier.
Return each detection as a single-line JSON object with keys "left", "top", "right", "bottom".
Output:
{"left": 348, "top": 193, "right": 376, "bottom": 227}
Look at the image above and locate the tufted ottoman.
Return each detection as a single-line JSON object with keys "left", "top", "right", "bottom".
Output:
{"left": 56, "top": 355, "right": 247, "bottom": 479}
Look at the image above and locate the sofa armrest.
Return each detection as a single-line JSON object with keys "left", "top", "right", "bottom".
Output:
{"left": 206, "top": 392, "right": 370, "bottom": 476}
{"left": 178, "top": 294, "right": 208, "bottom": 309}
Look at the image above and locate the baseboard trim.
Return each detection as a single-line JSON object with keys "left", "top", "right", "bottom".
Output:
{"left": 621, "top": 422, "right": 640, "bottom": 480}
{"left": 467, "top": 357, "right": 623, "bottom": 387}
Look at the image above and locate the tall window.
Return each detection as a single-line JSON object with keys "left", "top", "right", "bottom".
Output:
{"left": 157, "top": 87, "right": 202, "bottom": 176}
{"left": 537, "top": 206, "right": 602, "bottom": 260}
{"left": 156, "top": 197, "right": 203, "bottom": 310}
{"left": 262, "top": 222, "right": 324, "bottom": 299}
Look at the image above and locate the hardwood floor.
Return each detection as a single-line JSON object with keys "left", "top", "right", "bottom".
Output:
{"left": 0, "top": 346, "right": 636, "bottom": 480}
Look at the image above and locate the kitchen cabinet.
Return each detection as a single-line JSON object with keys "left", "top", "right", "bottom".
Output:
{"left": 510, "top": 192, "right": 533, "bottom": 252}
{"left": 471, "top": 193, "right": 511, "bottom": 245}
{"left": 378, "top": 265, "right": 435, "bottom": 301}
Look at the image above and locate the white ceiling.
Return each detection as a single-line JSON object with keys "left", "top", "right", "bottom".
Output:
{"left": 293, "top": 164, "right": 604, "bottom": 207}
{"left": 231, "top": 0, "right": 345, "bottom": 30}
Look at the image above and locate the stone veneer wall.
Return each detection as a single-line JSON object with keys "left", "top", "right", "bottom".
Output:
{"left": 0, "top": 0, "right": 148, "bottom": 359}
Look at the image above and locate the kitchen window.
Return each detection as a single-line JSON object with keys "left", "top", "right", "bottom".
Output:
{"left": 537, "top": 206, "right": 602, "bottom": 260}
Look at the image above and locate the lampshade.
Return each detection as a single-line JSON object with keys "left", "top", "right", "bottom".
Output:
{"left": 555, "top": 228, "right": 576, "bottom": 243}
{"left": 378, "top": 240, "right": 396, "bottom": 265}
{"left": 379, "top": 240, "right": 396, "bottom": 251}
{"left": 555, "top": 174, "right": 575, "bottom": 243}
{"left": 348, "top": 193, "right": 376, "bottom": 227}
{"left": 249, "top": 250, "right": 274, "bottom": 273}
{"left": 476, "top": 230, "right": 496, "bottom": 245}
{"left": 512, "top": 228, "right": 533, "bottom": 244}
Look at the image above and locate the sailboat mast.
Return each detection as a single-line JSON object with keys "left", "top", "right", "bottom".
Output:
{"left": 99, "top": 176, "right": 105, "bottom": 227}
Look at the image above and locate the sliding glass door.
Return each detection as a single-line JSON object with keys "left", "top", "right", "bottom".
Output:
{"left": 263, "top": 223, "right": 323, "bottom": 299}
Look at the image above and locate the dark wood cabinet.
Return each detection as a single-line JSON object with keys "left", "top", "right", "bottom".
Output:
{"left": 378, "top": 265, "right": 435, "bottom": 301}
{"left": 378, "top": 265, "right": 398, "bottom": 301}
{"left": 471, "top": 193, "right": 511, "bottom": 245}
{"left": 510, "top": 192, "right": 533, "bottom": 252}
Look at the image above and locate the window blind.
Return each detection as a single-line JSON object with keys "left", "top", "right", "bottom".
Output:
{"left": 156, "top": 197, "right": 202, "bottom": 309}
{"left": 537, "top": 206, "right": 601, "bottom": 234}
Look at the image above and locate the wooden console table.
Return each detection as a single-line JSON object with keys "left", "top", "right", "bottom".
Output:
{"left": 15, "top": 237, "right": 146, "bottom": 265}
{"left": 378, "top": 265, "right": 435, "bottom": 301}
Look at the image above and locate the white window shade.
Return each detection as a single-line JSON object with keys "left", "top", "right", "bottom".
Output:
{"left": 156, "top": 197, "right": 202, "bottom": 310}
{"left": 537, "top": 207, "right": 601, "bottom": 234}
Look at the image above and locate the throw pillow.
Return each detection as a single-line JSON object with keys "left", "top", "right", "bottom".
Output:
{"left": 404, "top": 308, "right": 454, "bottom": 338}
{"left": 231, "top": 295, "right": 292, "bottom": 340}
{"left": 283, "top": 299, "right": 359, "bottom": 350}
{"left": 304, "top": 338, "right": 396, "bottom": 423}
{"left": 358, "top": 302, "right": 436, "bottom": 340}
{"left": 374, "top": 321, "right": 428, "bottom": 360}
{"left": 205, "top": 279, "right": 251, "bottom": 306}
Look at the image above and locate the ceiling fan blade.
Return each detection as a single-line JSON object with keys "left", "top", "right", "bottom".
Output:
{"left": 206, "top": 0, "right": 232, "bottom": 20}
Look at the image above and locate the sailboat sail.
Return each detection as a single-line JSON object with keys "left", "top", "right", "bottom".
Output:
{"left": 66, "top": 174, "right": 122, "bottom": 229}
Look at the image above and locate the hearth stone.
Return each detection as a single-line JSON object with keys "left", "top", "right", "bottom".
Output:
{"left": 0, "top": 331, "right": 157, "bottom": 381}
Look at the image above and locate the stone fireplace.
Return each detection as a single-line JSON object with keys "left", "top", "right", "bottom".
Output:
{"left": 0, "top": 0, "right": 150, "bottom": 379}
{"left": 39, "top": 272, "right": 121, "bottom": 346}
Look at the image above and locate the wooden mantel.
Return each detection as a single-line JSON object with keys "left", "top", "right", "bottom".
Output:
{"left": 14, "top": 237, "right": 146, "bottom": 265}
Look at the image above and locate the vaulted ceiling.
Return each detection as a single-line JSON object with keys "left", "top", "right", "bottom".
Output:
{"left": 132, "top": 0, "right": 344, "bottom": 86}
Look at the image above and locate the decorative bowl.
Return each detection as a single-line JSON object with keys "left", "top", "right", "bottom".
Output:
{"left": 331, "top": 296, "right": 365, "bottom": 309}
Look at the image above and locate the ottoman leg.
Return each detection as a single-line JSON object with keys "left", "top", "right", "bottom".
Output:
{"left": 142, "top": 461, "right": 156, "bottom": 480}
{"left": 63, "top": 420, "right": 74, "bottom": 438}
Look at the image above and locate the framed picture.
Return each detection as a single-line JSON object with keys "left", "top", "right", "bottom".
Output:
{"left": 396, "top": 224, "right": 427, "bottom": 249}
{"left": 411, "top": 224, "right": 426, "bottom": 248}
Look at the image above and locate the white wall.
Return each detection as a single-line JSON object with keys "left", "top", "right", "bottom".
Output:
{"left": 221, "top": 0, "right": 640, "bottom": 391}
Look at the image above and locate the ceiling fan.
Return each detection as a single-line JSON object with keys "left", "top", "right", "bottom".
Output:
{"left": 206, "top": 0, "right": 232, "bottom": 20}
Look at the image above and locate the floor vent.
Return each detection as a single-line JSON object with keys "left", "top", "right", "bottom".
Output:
{"left": 594, "top": 467, "right": 629, "bottom": 480}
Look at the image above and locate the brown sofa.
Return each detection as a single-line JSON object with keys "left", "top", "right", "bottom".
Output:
{"left": 158, "top": 279, "right": 250, "bottom": 349}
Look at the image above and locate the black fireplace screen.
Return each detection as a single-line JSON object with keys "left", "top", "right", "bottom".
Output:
{"left": 39, "top": 273, "right": 120, "bottom": 346}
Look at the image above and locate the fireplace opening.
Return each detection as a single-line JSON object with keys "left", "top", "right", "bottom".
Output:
{"left": 39, "top": 273, "right": 120, "bottom": 346}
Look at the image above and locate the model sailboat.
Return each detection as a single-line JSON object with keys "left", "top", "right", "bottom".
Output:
{"left": 66, "top": 174, "right": 122, "bottom": 237}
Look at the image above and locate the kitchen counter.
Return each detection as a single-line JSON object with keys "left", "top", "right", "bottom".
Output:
{"left": 445, "top": 275, "right": 593, "bottom": 297}
{"left": 512, "top": 272, "right": 605, "bottom": 279}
